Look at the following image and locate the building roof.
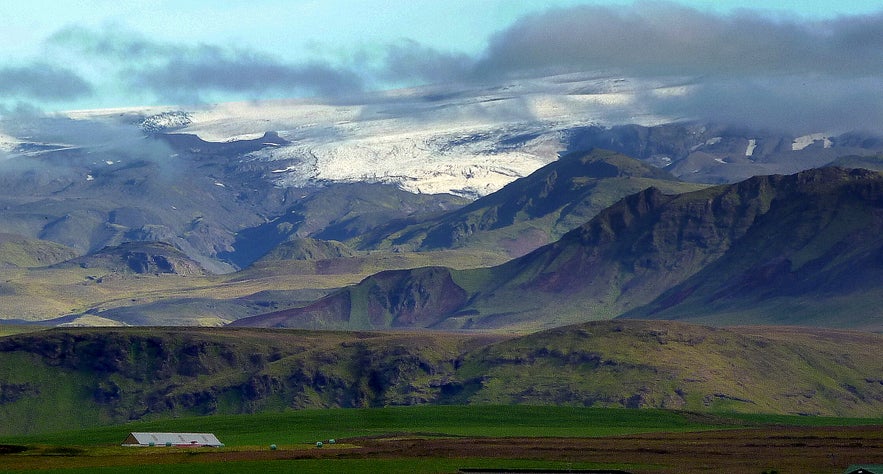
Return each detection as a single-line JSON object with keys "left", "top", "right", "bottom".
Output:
{"left": 845, "top": 466, "right": 883, "bottom": 474}
{"left": 122, "top": 432, "right": 224, "bottom": 447}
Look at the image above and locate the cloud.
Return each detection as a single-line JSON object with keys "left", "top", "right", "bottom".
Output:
{"left": 49, "top": 26, "right": 365, "bottom": 104}
{"left": 377, "top": 39, "right": 475, "bottom": 85}
{"left": 26, "top": 4, "right": 883, "bottom": 133}
{"left": 0, "top": 106, "right": 180, "bottom": 182}
{"left": 644, "top": 76, "right": 883, "bottom": 133}
{"left": 0, "top": 64, "right": 92, "bottom": 101}
{"left": 461, "top": 2, "right": 883, "bottom": 133}
{"left": 47, "top": 26, "right": 480, "bottom": 105}
{"left": 474, "top": 2, "right": 883, "bottom": 79}
{"left": 128, "top": 48, "right": 365, "bottom": 103}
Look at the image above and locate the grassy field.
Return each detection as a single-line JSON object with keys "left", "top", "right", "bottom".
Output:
{"left": 2, "top": 405, "right": 883, "bottom": 473}
{"left": 0, "top": 405, "right": 717, "bottom": 446}
{"left": 0, "top": 326, "right": 45, "bottom": 337}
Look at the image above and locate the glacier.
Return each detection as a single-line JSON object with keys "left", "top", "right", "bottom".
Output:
{"left": 134, "top": 74, "right": 682, "bottom": 197}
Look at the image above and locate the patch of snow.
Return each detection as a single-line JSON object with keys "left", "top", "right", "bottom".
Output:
{"left": 745, "top": 139, "right": 757, "bottom": 156}
{"left": 86, "top": 174, "right": 94, "bottom": 181}
{"left": 650, "top": 85, "right": 692, "bottom": 98}
{"left": 140, "top": 111, "right": 192, "bottom": 132}
{"left": 705, "top": 137, "right": 722, "bottom": 146}
{"left": 792, "top": 133, "right": 832, "bottom": 151}
{"left": 0, "top": 132, "right": 21, "bottom": 153}
{"left": 213, "top": 182, "right": 226, "bottom": 187}
{"left": 223, "top": 133, "right": 266, "bottom": 141}
{"left": 64, "top": 105, "right": 174, "bottom": 121}
{"left": 714, "top": 158, "right": 727, "bottom": 164}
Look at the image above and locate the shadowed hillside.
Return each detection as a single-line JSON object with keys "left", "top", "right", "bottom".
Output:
{"left": 219, "top": 182, "right": 469, "bottom": 268}
{"left": 471, "top": 167, "right": 883, "bottom": 329}
{"left": 229, "top": 266, "right": 469, "bottom": 329}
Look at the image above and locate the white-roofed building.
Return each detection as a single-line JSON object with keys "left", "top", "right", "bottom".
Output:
{"left": 121, "top": 432, "right": 224, "bottom": 447}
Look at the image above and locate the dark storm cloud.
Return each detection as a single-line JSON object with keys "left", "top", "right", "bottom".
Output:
{"left": 474, "top": 2, "right": 883, "bottom": 79}
{"left": 48, "top": 26, "right": 478, "bottom": 104}
{"left": 465, "top": 2, "right": 883, "bottom": 132}
{"left": 0, "top": 64, "right": 92, "bottom": 101}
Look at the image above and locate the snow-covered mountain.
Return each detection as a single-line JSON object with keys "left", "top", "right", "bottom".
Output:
{"left": 66, "top": 72, "right": 881, "bottom": 197}
{"left": 1, "top": 72, "right": 880, "bottom": 272}
{"left": 65, "top": 73, "right": 681, "bottom": 198}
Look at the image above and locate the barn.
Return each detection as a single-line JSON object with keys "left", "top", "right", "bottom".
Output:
{"left": 121, "top": 432, "right": 224, "bottom": 447}
{"left": 844, "top": 466, "right": 883, "bottom": 474}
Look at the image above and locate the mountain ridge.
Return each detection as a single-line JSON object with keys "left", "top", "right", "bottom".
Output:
{"left": 351, "top": 148, "right": 707, "bottom": 257}
{"left": 233, "top": 167, "right": 883, "bottom": 331}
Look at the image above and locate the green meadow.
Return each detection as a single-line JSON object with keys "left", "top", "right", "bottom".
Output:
{"left": 1, "top": 405, "right": 715, "bottom": 446}
{"left": 2, "top": 405, "right": 883, "bottom": 473}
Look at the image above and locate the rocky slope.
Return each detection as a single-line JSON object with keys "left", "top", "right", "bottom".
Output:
{"left": 60, "top": 241, "right": 208, "bottom": 277}
{"left": 352, "top": 148, "right": 707, "bottom": 257}
{"left": 234, "top": 167, "right": 883, "bottom": 331}
{"left": 218, "top": 182, "right": 468, "bottom": 269}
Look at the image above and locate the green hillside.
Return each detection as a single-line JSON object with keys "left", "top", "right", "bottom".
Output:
{"left": 0, "top": 234, "right": 79, "bottom": 268}
{"left": 450, "top": 321, "right": 883, "bottom": 416}
{"left": 2, "top": 321, "right": 883, "bottom": 436}
{"left": 0, "top": 327, "right": 498, "bottom": 434}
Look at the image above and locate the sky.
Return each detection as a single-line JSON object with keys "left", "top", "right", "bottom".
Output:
{"left": 2, "top": 0, "right": 883, "bottom": 132}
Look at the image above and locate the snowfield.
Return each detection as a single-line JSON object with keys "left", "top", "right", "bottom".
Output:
{"left": 261, "top": 128, "right": 554, "bottom": 197}
{"left": 155, "top": 74, "right": 680, "bottom": 196}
